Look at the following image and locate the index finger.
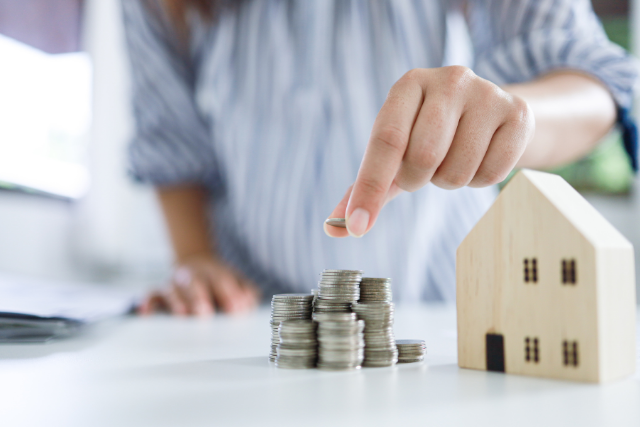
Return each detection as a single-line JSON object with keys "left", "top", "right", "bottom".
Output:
{"left": 345, "top": 72, "right": 425, "bottom": 237}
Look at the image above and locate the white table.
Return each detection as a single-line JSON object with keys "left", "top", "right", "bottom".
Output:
{"left": 1, "top": 304, "right": 639, "bottom": 427}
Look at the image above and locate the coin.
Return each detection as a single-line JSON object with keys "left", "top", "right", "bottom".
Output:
{"left": 354, "top": 301, "right": 398, "bottom": 367}
{"left": 272, "top": 271, "right": 422, "bottom": 370}
{"left": 269, "top": 294, "right": 314, "bottom": 362}
{"left": 359, "top": 277, "right": 393, "bottom": 303}
{"left": 275, "top": 320, "right": 318, "bottom": 369}
{"left": 324, "top": 218, "right": 346, "bottom": 228}
{"left": 315, "top": 315, "right": 365, "bottom": 370}
{"left": 396, "top": 339, "right": 427, "bottom": 363}
{"left": 313, "top": 269, "right": 362, "bottom": 314}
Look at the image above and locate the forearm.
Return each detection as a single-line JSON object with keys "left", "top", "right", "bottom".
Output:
{"left": 156, "top": 185, "right": 213, "bottom": 263}
{"left": 504, "top": 71, "right": 617, "bottom": 169}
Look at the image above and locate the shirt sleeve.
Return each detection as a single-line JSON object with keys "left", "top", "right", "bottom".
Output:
{"left": 466, "top": 0, "right": 640, "bottom": 170}
{"left": 121, "top": 0, "right": 221, "bottom": 187}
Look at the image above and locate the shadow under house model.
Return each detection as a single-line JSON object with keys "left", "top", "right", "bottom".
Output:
{"left": 457, "top": 169, "right": 636, "bottom": 383}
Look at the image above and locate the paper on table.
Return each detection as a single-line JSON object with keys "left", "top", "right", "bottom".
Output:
{"left": 0, "top": 274, "right": 138, "bottom": 322}
{"left": 0, "top": 274, "right": 139, "bottom": 342}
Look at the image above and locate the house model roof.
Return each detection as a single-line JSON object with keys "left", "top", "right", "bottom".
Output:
{"left": 506, "top": 169, "right": 631, "bottom": 249}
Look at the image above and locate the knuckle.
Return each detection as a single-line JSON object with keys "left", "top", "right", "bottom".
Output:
{"left": 407, "top": 148, "right": 440, "bottom": 172}
{"left": 443, "top": 65, "right": 474, "bottom": 93}
{"left": 375, "top": 125, "right": 409, "bottom": 154}
{"left": 472, "top": 168, "right": 508, "bottom": 187}
{"left": 400, "top": 68, "right": 426, "bottom": 83}
{"left": 478, "top": 79, "right": 502, "bottom": 101}
{"left": 433, "top": 169, "right": 472, "bottom": 189}
{"left": 508, "top": 96, "right": 534, "bottom": 128}
{"left": 358, "top": 175, "right": 389, "bottom": 199}
{"left": 395, "top": 165, "right": 428, "bottom": 193}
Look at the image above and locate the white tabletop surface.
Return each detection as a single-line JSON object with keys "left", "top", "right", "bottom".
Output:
{"left": 1, "top": 304, "right": 639, "bottom": 427}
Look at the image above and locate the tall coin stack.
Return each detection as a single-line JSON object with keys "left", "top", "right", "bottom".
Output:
{"left": 353, "top": 302, "right": 398, "bottom": 367}
{"left": 396, "top": 339, "right": 427, "bottom": 363}
{"left": 313, "top": 270, "right": 362, "bottom": 313}
{"left": 275, "top": 320, "right": 318, "bottom": 369}
{"left": 315, "top": 312, "right": 365, "bottom": 370}
{"left": 358, "top": 277, "right": 392, "bottom": 302}
{"left": 269, "top": 294, "right": 314, "bottom": 362}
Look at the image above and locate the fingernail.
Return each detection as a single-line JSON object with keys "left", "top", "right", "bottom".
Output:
{"left": 346, "top": 208, "right": 370, "bottom": 237}
{"left": 323, "top": 221, "right": 331, "bottom": 237}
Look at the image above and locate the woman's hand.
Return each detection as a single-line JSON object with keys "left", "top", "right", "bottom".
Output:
{"left": 325, "top": 66, "right": 535, "bottom": 238}
{"left": 138, "top": 253, "right": 261, "bottom": 317}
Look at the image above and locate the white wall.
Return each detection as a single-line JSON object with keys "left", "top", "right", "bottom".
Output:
{"left": 0, "top": 191, "right": 80, "bottom": 281}
{"left": 75, "top": 0, "right": 172, "bottom": 286}
{"left": 0, "top": 0, "right": 172, "bottom": 287}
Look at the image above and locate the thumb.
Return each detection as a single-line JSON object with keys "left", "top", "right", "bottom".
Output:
{"left": 324, "top": 185, "right": 353, "bottom": 238}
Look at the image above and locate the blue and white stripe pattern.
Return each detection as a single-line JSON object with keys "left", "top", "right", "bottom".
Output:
{"left": 122, "top": 0, "right": 638, "bottom": 302}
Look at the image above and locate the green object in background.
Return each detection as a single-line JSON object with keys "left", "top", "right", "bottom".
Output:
{"left": 552, "top": 130, "right": 633, "bottom": 194}
{"left": 547, "top": 16, "right": 635, "bottom": 194}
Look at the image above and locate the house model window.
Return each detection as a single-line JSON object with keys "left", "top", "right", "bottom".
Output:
{"left": 525, "top": 337, "right": 539, "bottom": 363}
{"left": 563, "top": 340, "right": 579, "bottom": 367}
{"left": 562, "top": 259, "right": 577, "bottom": 285}
{"left": 523, "top": 258, "right": 538, "bottom": 283}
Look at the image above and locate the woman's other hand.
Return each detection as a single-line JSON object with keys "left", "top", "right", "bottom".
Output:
{"left": 138, "top": 254, "right": 261, "bottom": 317}
{"left": 326, "top": 66, "right": 535, "bottom": 238}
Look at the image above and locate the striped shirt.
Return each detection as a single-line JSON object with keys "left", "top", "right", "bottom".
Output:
{"left": 122, "top": 0, "right": 638, "bottom": 302}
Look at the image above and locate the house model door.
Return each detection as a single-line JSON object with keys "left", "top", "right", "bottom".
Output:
{"left": 486, "top": 333, "right": 505, "bottom": 372}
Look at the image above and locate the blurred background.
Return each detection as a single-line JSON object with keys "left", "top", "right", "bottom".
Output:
{"left": 0, "top": 0, "right": 639, "bottom": 299}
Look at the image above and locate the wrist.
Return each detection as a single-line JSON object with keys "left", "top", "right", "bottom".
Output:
{"left": 175, "top": 250, "right": 217, "bottom": 265}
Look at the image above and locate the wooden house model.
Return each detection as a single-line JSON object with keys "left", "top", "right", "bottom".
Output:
{"left": 457, "top": 169, "right": 636, "bottom": 382}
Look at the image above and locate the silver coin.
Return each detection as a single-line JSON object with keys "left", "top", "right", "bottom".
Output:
{"left": 273, "top": 269, "right": 405, "bottom": 370}
{"left": 271, "top": 311, "right": 313, "bottom": 316}
{"left": 279, "top": 320, "right": 316, "bottom": 328}
{"left": 272, "top": 293, "right": 315, "bottom": 300}
{"left": 324, "top": 218, "right": 346, "bottom": 228}
{"left": 312, "top": 313, "right": 356, "bottom": 323}
{"left": 396, "top": 339, "right": 426, "bottom": 346}
{"left": 354, "top": 302, "right": 394, "bottom": 309}
{"left": 395, "top": 339, "right": 426, "bottom": 364}
{"left": 322, "top": 269, "right": 363, "bottom": 274}
{"left": 316, "top": 301, "right": 357, "bottom": 306}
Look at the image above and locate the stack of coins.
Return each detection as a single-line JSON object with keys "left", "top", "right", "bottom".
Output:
{"left": 353, "top": 302, "right": 398, "bottom": 367}
{"left": 316, "top": 312, "right": 365, "bottom": 370}
{"left": 314, "top": 270, "right": 362, "bottom": 313}
{"left": 269, "top": 294, "right": 314, "bottom": 362}
{"left": 396, "top": 339, "right": 427, "bottom": 363}
{"left": 275, "top": 320, "right": 318, "bottom": 369}
{"left": 358, "top": 277, "right": 392, "bottom": 303}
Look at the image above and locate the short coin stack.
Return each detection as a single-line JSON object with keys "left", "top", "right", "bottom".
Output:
{"left": 275, "top": 320, "right": 318, "bottom": 369}
{"left": 358, "top": 277, "right": 392, "bottom": 303}
{"left": 269, "top": 294, "right": 314, "bottom": 362}
{"left": 313, "top": 270, "right": 362, "bottom": 313}
{"left": 396, "top": 339, "right": 427, "bottom": 363}
{"left": 353, "top": 302, "right": 398, "bottom": 367}
{"left": 315, "top": 312, "right": 365, "bottom": 370}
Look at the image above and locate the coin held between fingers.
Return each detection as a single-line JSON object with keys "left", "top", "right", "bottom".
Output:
{"left": 324, "top": 218, "right": 346, "bottom": 228}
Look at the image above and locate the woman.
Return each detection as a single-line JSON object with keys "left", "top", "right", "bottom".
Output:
{"left": 123, "top": 0, "right": 638, "bottom": 315}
